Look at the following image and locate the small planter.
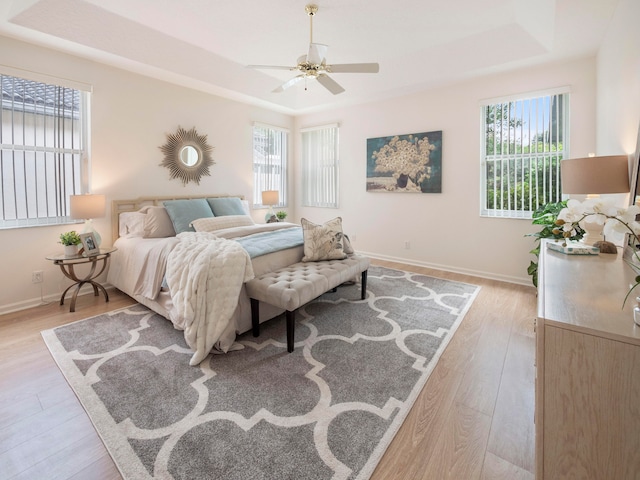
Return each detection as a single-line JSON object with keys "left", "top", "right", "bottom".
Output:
{"left": 64, "top": 244, "right": 79, "bottom": 257}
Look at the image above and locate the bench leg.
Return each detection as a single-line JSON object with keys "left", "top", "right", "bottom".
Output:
{"left": 250, "top": 298, "right": 260, "bottom": 337}
{"left": 361, "top": 270, "right": 368, "bottom": 300}
{"left": 286, "top": 310, "right": 296, "bottom": 353}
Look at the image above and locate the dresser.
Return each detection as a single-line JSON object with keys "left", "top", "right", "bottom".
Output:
{"left": 536, "top": 239, "right": 640, "bottom": 479}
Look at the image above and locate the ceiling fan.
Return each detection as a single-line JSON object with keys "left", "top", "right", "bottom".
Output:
{"left": 247, "top": 4, "right": 379, "bottom": 95}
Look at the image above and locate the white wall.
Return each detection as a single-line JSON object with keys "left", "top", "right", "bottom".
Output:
{"left": 0, "top": 36, "right": 293, "bottom": 313}
{"left": 596, "top": 0, "right": 640, "bottom": 156}
{"left": 294, "top": 58, "right": 597, "bottom": 285}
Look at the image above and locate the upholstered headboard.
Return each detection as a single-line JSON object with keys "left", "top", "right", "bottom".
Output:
{"left": 111, "top": 193, "right": 245, "bottom": 243}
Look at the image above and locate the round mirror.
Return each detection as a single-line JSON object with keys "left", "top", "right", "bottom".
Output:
{"left": 179, "top": 145, "right": 199, "bottom": 166}
{"left": 159, "top": 127, "right": 215, "bottom": 185}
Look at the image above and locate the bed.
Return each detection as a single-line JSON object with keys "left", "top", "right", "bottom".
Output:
{"left": 106, "top": 194, "right": 305, "bottom": 365}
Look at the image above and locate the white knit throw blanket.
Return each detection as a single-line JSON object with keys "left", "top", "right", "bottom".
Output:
{"left": 166, "top": 232, "right": 254, "bottom": 365}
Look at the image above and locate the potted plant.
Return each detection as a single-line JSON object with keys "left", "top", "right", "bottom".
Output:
{"left": 276, "top": 211, "right": 287, "bottom": 221}
{"left": 60, "top": 230, "right": 82, "bottom": 256}
{"left": 525, "top": 201, "right": 584, "bottom": 287}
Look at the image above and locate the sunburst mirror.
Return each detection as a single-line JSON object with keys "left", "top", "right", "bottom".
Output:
{"left": 159, "top": 126, "right": 215, "bottom": 185}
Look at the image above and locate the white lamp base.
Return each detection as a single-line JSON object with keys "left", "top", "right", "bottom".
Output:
{"left": 82, "top": 219, "right": 102, "bottom": 246}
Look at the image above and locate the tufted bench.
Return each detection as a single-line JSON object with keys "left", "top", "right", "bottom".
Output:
{"left": 245, "top": 254, "right": 370, "bottom": 352}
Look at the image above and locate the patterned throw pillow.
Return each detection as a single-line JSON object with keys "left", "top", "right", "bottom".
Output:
{"left": 301, "top": 217, "right": 348, "bottom": 262}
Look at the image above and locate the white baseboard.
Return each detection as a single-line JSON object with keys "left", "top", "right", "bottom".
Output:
{"left": 0, "top": 284, "right": 117, "bottom": 316}
{"left": 358, "top": 251, "right": 533, "bottom": 287}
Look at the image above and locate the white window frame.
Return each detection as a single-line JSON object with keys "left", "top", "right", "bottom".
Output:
{"left": 0, "top": 67, "right": 91, "bottom": 229}
{"left": 252, "top": 122, "right": 288, "bottom": 209}
{"left": 480, "top": 88, "right": 570, "bottom": 219}
{"left": 301, "top": 123, "right": 339, "bottom": 208}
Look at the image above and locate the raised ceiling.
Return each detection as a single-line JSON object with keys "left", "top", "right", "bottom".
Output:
{"left": 0, "top": 0, "right": 620, "bottom": 114}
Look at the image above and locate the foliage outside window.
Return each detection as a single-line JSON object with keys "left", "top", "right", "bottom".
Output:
{"left": 252, "top": 123, "right": 288, "bottom": 208}
{"left": 481, "top": 90, "right": 569, "bottom": 219}
{"left": 301, "top": 123, "right": 339, "bottom": 208}
{"left": 0, "top": 71, "right": 90, "bottom": 228}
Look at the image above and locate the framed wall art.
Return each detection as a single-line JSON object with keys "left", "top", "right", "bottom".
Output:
{"left": 366, "top": 130, "right": 442, "bottom": 193}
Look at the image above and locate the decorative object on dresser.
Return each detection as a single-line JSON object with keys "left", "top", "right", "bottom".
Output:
{"left": 159, "top": 126, "right": 214, "bottom": 185}
{"left": 276, "top": 210, "right": 287, "bottom": 221}
{"left": 560, "top": 154, "right": 630, "bottom": 250}
{"left": 70, "top": 193, "right": 106, "bottom": 246}
{"left": 42, "top": 265, "right": 480, "bottom": 480}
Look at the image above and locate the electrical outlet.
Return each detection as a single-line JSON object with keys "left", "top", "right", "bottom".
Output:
{"left": 404, "top": 241, "right": 411, "bottom": 249}
{"left": 32, "top": 271, "right": 43, "bottom": 283}
{"left": 351, "top": 234, "right": 357, "bottom": 242}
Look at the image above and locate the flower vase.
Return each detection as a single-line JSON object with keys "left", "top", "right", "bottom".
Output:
{"left": 396, "top": 174, "right": 409, "bottom": 188}
{"left": 64, "top": 244, "right": 79, "bottom": 257}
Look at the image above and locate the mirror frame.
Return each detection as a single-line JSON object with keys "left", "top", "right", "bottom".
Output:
{"left": 159, "top": 126, "right": 215, "bottom": 185}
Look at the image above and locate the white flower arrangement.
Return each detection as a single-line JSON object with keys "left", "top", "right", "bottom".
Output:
{"left": 556, "top": 198, "right": 640, "bottom": 240}
{"left": 556, "top": 198, "right": 640, "bottom": 305}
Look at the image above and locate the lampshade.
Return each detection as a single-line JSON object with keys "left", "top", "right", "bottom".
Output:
{"left": 560, "top": 155, "right": 629, "bottom": 194}
{"left": 70, "top": 194, "right": 106, "bottom": 220}
{"left": 261, "top": 190, "right": 279, "bottom": 206}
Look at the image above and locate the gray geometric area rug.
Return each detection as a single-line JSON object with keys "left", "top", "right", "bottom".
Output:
{"left": 42, "top": 266, "right": 480, "bottom": 480}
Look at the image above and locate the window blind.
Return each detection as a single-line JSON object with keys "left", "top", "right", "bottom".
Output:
{"left": 301, "top": 123, "right": 339, "bottom": 208}
{"left": 0, "top": 72, "right": 89, "bottom": 228}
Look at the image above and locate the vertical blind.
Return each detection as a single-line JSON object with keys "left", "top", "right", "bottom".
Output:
{"left": 301, "top": 123, "right": 339, "bottom": 208}
{"left": 252, "top": 123, "right": 288, "bottom": 207}
{"left": 481, "top": 90, "right": 569, "bottom": 218}
{"left": 0, "top": 72, "right": 89, "bottom": 228}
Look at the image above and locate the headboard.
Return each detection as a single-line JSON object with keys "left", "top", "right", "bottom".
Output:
{"left": 111, "top": 193, "right": 245, "bottom": 243}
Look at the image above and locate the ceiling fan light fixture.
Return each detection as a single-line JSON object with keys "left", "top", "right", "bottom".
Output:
{"left": 250, "top": 3, "right": 379, "bottom": 95}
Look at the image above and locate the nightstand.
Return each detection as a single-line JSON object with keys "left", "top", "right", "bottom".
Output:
{"left": 45, "top": 247, "right": 117, "bottom": 312}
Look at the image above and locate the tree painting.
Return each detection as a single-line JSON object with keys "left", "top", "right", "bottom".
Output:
{"left": 366, "top": 131, "right": 442, "bottom": 193}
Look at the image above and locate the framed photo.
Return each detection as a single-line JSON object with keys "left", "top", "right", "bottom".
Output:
{"left": 366, "top": 130, "right": 442, "bottom": 193}
{"left": 80, "top": 232, "right": 100, "bottom": 256}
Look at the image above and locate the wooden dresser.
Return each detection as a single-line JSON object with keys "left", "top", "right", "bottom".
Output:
{"left": 536, "top": 239, "right": 640, "bottom": 479}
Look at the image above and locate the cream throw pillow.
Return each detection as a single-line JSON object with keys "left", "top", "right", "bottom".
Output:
{"left": 191, "top": 215, "right": 255, "bottom": 232}
{"left": 301, "top": 217, "right": 348, "bottom": 262}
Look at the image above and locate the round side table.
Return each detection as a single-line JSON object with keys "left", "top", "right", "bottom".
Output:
{"left": 45, "top": 247, "right": 116, "bottom": 312}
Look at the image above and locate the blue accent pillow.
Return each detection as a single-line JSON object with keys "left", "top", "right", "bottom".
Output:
{"left": 207, "top": 197, "right": 246, "bottom": 216}
{"left": 163, "top": 199, "right": 214, "bottom": 234}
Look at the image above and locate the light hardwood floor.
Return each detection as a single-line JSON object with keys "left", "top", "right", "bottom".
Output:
{"left": 0, "top": 259, "right": 537, "bottom": 479}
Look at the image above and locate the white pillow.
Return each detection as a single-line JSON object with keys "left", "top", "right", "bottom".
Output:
{"left": 191, "top": 215, "right": 255, "bottom": 232}
{"left": 119, "top": 212, "right": 146, "bottom": 237}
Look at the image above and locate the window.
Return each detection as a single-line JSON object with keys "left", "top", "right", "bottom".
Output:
{"left": 301, "top": 123, "right": 339, "bottom": 208}
{"left": 252, "top": 123, "right": 288, "bottom": 208}
{"left": 481, "top": 90, "right": 569, "bottom": 218}
{"left": 0, "top": 71, "right": 90, "bottom": 229}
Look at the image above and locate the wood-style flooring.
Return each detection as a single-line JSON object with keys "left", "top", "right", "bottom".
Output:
{"left": 0, "top": 259, "right": 537, "bottom": 479}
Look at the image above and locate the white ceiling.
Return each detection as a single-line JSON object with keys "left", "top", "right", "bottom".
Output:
{"left": 0, "top": 0, "right": 621, "bottom": 115}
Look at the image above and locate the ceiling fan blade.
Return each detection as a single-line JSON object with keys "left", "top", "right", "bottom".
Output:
{"left": 317, "top": 74, "right": 345, "bottom": 95}
{"left": 307, "top": 43, "right": 328, "bottom": 65}
{"left": 273, "top": 75, "right": 305, "bottom": 93}
{"left": 247, "top": 65, "right": 295, "bottom": 71}
{"left": 327, "top": 63, "right": 380, "bottom": 73}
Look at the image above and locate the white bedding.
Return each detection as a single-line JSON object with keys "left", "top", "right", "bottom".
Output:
{"left": 107, "top": 222, "right": 304, "bottom": 363}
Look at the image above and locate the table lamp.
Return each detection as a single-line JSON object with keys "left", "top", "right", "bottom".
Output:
{"left": 70, "top": 194, "right": 106, "bottom": 246}
{"left": 560, "top": 154, "right": 629, "bottom": 250}
{"left": 262, "top": 190, "right": 279, "bottom": 222}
